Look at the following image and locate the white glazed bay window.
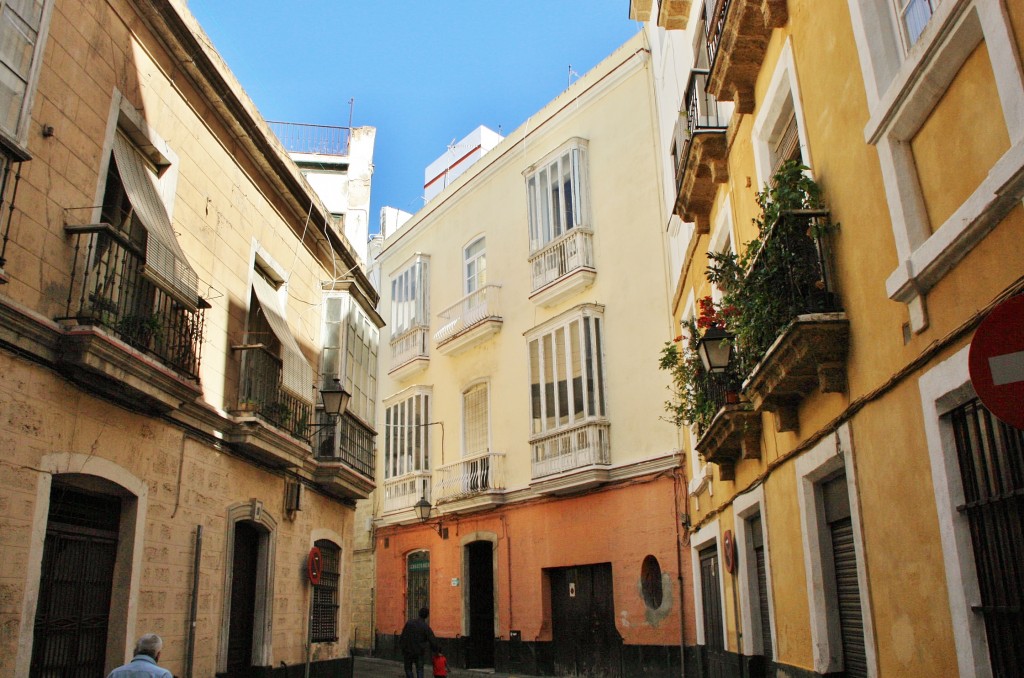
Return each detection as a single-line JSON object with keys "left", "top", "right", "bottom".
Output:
{"left": 525, "top": 139, "right": 593, "bottom": 291}
{"left": 389, "top": 255, "right": 430, "bottom": 365}
{"left": 0, "top": 0, "right": 53, "bottom": 150}
{"left": 318, "top": 295, "right": 378, "bottom": 476}
{"left": 382, "top": 388, "right": 433, "bottom": 512}
{"left": 528, "top": 304, "right": 609, "bottom": 477}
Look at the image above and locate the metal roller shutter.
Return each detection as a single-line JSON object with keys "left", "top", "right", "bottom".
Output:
{"left": 831, "top": 517, "right": 867, "bottom": 677}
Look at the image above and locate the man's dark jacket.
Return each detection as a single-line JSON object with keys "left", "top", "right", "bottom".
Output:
{"left": 399, "top": 617, "right": 438, "bottom": 658}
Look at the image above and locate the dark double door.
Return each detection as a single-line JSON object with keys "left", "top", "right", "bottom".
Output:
{"left": 549, "top": 563, "right": 622, "bottom": 677}
{"left": 699, "top": 545, "right": 729, "bottom": 678}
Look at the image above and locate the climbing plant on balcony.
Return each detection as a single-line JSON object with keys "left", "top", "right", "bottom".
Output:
{"left": 706, "top": 160, "right": 838, "bottom": 366}
{"left": 659, "top": 300, "right": 743, "bottom": 433}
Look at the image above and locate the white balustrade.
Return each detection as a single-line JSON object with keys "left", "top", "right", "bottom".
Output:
{"left": 434, "top": 451, "right": 506, "bottom": 502}
{"left": 531, "top": 421, "right": 610, "bottom": 479}
{"left": 390, "top": 326, "right": 430, "bottom": 365}
{"left": 528, "top": 229, "right": 594, "bottom": 291}
{"left": 433, "top": 284, "right": 502, "bottom": 345}
{"left": 382, "top": 471, "right": 432, "bottom": 514}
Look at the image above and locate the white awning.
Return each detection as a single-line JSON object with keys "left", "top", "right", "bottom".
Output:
{"left": 111, "top": 132, "right": 199, "bottom": 310}
{"left": 252, "top": 273, "right": 314, "bottom": 403}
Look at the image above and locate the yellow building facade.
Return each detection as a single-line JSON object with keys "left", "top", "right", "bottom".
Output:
{"left": 0, "top": 1, "right": 379, "bottom": 676}
{"left": 369, "top": 34, "right": 692, "bottom": 676}
{"left": 634, "top": 0, "right": 1024, "bottom": 676}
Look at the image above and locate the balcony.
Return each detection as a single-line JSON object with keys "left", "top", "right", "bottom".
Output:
{"left": 226, "top": 346, "right": 314, "bottom": 468}
{"left": 530, "top": 421, "right": 611, "bottom": 494}
{"left": 267, "top": 120, "right": 350, "bottom": 156}
{"left": 694, "top": 403, "right": 762, "bottom": 482}
{"left": 674, "top": 69, "right": 729, "bottom": 233}
{"left": 389, "top": 325, "right": 430, "bottom": 380}
{"left": 739, "top": 210, "right": 849, "bottom": 432}
{"left": 703, "top": 0, "right": 788, "bottom": 114}
{"left": 434, "top": 284, "right": 502, "bottom": 356}
{"left": 312, "top": 413, "right": 376, "bottom": 501}
{"left": 434, "top": 451, "right": 507, "bottom": 511}
{"left": 528, "top": 229, "right": 596, "bottom": 306}
{"left": 382, "top": 471, "right": 433, "bottom": 516}
{"left": 629, "top": 0, "right": 692, "bottom": 31}
{"left": 57, "top": 223, "right": 204, "bottom": 413}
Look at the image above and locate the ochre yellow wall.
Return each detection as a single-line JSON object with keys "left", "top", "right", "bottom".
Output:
{"left": 911, "top": 42, "right": 1010, "bottom": 232}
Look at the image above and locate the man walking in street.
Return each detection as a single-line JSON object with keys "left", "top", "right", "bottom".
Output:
{"left": 107, "top": 634, "right": 173, "bottom": 678}
{"left": 399, "top": 607, "right": 439, "bottom": 678}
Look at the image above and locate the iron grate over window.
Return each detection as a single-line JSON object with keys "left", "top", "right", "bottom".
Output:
{"left": 311, "top": 539, "right": 340, "bottom": 643}
{"left": 950, "top": 398, "right": 1024, "bottom": 677}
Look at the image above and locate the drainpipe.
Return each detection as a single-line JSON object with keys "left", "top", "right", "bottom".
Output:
{"left": 185, "top": 524, "right": 202, "bottom": 678}
{"left": 673, "top": 468, "right": 688, "bottom": 678}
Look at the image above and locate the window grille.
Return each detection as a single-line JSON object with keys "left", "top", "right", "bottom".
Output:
{"left": 463, "top": 383, "right": 489, "bottom": 456}
{"left": 950, "top": 398, "right": 1024, "bottom": 676}
{"left": 311, "top": 540, "right": 340, "bottom": 642}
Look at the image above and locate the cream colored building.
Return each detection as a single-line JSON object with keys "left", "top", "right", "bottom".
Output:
{"left": 369, "top": 33, "right": 692, "bottom": 676}
{"left": 634, "top": 0, "right": 1024, "bottom": 676}
{"left": 0, "top": 1, "right": 379, "bottom": 676}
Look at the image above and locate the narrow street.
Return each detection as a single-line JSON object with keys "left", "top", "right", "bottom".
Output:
{"left": 353, "top": 656, "right": 544, "bottom": 678}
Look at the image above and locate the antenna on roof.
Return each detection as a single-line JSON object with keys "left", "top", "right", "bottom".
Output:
{"left": 568, "top": 64, "right": 579, "bottom": 88}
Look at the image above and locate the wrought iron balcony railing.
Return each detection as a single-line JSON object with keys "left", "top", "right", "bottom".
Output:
{"left": 314, "top": 411, "right": 375, "bottom": 478}
{"left": 675, "top": 69, "right": 729, "bottom": 192}
{"left": 531, "top": 421, "right": 610, "bottom": 479}
{"left": 62, "top": 223, "right": 205, "bottom": 379}
{"left": 382, "top": 471, "right": 432, "bottom": 514}
{"left": 704, "top": 0, "right": 732, "bottom": 72}
{"left": 267, "top": 121, "right": 350, "bottom": 156}
{"left": 434, "top": 451, "right": 506, "bottom": 502}
{"left": 434, "top": 284, "right": 502, "bottom": 345}
{"left": 238, "top": 346, "right": 312, "bottom": 440}
{"left": 528, "top": 228, "right": 594, "bottom": 292}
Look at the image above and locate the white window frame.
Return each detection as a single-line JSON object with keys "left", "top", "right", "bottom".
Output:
{"left": 690, "top": 519, "right": 729, "bottom": 648}
{"left": 795, "top": 424, "right": 877, "bottom": 676}
{"left": 751, "top": 40, "right": 813, "bottom": 188}
{"left": 463, "top": 235, "right": 486, "bottom": 295}
{"left": 0, "top": 0, "right": 56, "bottom": 156}
{"left": 733, "top": 486, "right": 778, "bottom": 659}
{"left": 918, "top": 345, "right": 992, "bottom": 678}
{"left": 389, "top": 253, "right": 430, "bottom": 338}
{"left": 847, "top": 0, "right": 1024, "bottom": 331}
{"left": 383, "top": 386, "right": 432, "bottom": 480}
{"left": 526, "top": 303, "right": 607, "bottom": 439}
{"left": 524, "top": 137, "right": 591, "bottom": 253}
{"left": 322, "top": 292, "right": 379, "bottom": 426}
{"left": 461, "top": 380, "right": 490, "bottom": 457}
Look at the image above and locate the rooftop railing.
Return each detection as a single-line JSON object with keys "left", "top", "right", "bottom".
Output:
{"left": 267, "top": 121, "right": 350, "bottom": 156}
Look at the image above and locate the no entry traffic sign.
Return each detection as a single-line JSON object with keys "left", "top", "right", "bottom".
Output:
{"left": 969, "top": 295, "right": 1024, "bottom": 430}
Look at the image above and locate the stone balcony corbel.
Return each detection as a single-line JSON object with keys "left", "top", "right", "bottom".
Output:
{"left": 694, "top": 403, "right": 762, "bottom": 482}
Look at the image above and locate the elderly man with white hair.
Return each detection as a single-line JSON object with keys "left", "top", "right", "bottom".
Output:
{"left": 107, "top": 634, "right": 173, "bottom": 678}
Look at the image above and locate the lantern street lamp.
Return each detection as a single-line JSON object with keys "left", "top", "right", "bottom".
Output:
{"left": 414, "top": 496, "right": 445, "bottom": 536}
{"left": 697, "top": 326, "right": 734, "bottom": 374}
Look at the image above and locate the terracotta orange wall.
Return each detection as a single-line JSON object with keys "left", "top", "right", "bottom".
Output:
{"left": 376, "top": 475, "right": 691, "bottom": 647}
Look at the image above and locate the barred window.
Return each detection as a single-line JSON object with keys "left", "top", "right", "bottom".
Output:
{"left": 311, "top": 539, "right": 340, "bottom": 643}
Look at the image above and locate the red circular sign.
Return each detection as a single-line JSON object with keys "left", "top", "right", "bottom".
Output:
{"left": 723, "top": 530, "right": 736, "bottom": 574}
{"left": 307, "top": 547, "right": 322, "bottom": 585}
{"left": 969, "top": 295, "right": 1024, "bottom": 430}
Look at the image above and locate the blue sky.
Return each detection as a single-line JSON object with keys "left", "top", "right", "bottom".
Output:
{"left": 187, "top": 1, "right": 640, "bottom": 232}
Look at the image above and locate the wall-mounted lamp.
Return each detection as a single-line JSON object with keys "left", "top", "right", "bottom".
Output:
{"left": 414, "top": 496, "right": 446, "bottom": 537}
{"left": 697, "top": 327, "right": 734, "bottom": 374}
{"left": 305, "top": 378, "right": 352, "bottom": 436}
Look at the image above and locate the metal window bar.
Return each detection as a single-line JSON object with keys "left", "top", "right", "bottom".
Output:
{"left": 237, "top": 345, "right": 312, "bottom": 439}
{"left": 0, "top": 151, "right": 23, "bottom": 279}
{"left": 311, "top": 540, "right": 340, "bottom": 642}
{"left": 267, "top": 121, "right": 350, "bottom": 156}
{"left": 950, "top": 399, "right": 1024, "bottom": 678}
{"left": 61, "top": 224, "right": 205, "bottom": 379}
{"left": 315, "top": 411, "right": 375, "bottom": 478}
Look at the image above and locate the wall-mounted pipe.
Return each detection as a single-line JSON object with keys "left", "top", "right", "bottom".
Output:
{"left": 185, "top": 524, "right": 202, "bottom": 678}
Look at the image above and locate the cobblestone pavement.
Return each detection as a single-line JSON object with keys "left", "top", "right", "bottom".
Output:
{"left": 354, "top": 656, "right": 544, "bottom": 678}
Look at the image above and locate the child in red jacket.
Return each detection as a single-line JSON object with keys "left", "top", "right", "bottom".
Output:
{"left": 431, "top": 651, "right": 448, "bottom": 677}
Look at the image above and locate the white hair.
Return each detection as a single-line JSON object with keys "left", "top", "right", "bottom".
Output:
{"left": 134, "top": 633, "right": 163, "bottom": 659}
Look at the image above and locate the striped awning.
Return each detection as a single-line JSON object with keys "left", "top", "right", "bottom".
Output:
{"left": 111, "top": 132, "right": 199, "bottom": 310}
{"left": 251, "top": 273, "right": 314, "bottom": 403}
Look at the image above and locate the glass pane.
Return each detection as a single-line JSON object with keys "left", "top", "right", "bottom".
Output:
{"left": 542, "top": 333, "right": 555, "bottom": 431}
{"left": 570, "top": 320, "right": 584, "bottom": 416}
{"left": 902, "top": 0, "right": 934, "bottom": 46}
{"left": 561, "top": 152, "right": 574, "bottom": 230}
{"left": 549, "top": 160, "right": 562, "bottom": 237}
{"left": 0, "top": 60, "right": 25, "bottom": 133}
{"left": 555, "top": 327, "right": 568, "bottom": 426}
{"left": 529, "top": 339, "right": 541, "bottom": 434}
{"left": 0, "top": 8, "right": 36, "bottom": 81}
{"left": 539, "top": 167, "right": 551, "bottom": 245}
